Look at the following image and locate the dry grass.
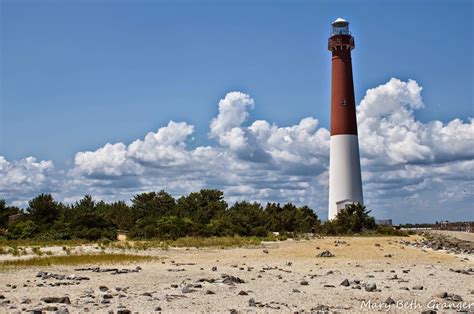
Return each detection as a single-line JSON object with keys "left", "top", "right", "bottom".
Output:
{"left": 108, "top": 236, "right": 263, "bottom": 251}
{"left": 0, "top": 253, "right": 156, "bottom": 268}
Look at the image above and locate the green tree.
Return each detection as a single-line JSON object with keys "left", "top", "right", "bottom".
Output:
{"left": 332, "top": 203, "right": 376, "bottom": 234}
{"left": 27, "top": 194, "right": 61, "bottom": 229}
{"left": 176, "top": 189, "right": 227, "bottom": 225}
{"left": 225, "top": 201, "right": 269, "bottom": 236}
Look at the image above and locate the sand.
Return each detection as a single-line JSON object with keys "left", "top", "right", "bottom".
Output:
{"left": 0, "top": 236, "right": 473, "bottom": 313}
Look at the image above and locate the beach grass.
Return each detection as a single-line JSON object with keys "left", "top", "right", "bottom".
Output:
{"left": 0, "top": 253, "right": 156, "bottom": 268}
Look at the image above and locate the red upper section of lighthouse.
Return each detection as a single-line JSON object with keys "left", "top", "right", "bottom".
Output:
{"left": 329, "top": 19, "right": 358, "bottom": 136}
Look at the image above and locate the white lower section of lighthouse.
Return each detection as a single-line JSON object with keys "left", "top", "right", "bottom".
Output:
{"left": 328, "top": 134, "right": 363, "bottom": 220}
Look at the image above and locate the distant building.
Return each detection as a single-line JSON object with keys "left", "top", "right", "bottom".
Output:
{"left": 8, "top": 213, "right": 22, "bottom": 223}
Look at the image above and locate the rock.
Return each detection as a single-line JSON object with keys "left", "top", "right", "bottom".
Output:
{"left": 99, "top": 286, "right": 109, "bottom": 292}
{"left": 21, "top": 298, "right": 32, "bottom": 304}
{"left": 100, "top": 299, "right": 110, "bottom": 304}
{"left": 221, "top": 274, "right": 245, "bottom": 284}
{"left": 316, "top": 250, "right": 335, "bottom": 257}
{"left": 412, "top": 285, "right": 424, "bottom": 290}
{"left": 0, "top": 295, "right": 4, "bottom": 299}
{"left": 312, "top": 305, "right": 329, "bottom": 311}
{"left": 365, "top": 283, "right": 377, "bottom": 292}
{"left": 205, "top": 290, "right": 215, "bottom": 295}
{"left": 57, "top": 307, "right": 69, "bottom": 314}
{"left": 300, "top": 280, "right": 309, "bottom": 286}
{"left": 171, "top": 284, "right": 178, "bottom": 288}
{"left": 436, "top": 292, "right": 448, "bottom": 299}
{"left": 182, "top": 285, "right": 196, "bottom": 294}
{"left": 42, "top": 306, "right": 59, "bottom": 311}
{"left": 238, "top": 290, "right": 248, "bottom": 296}
{"left": 40, "top": 297, "right": 71, "bottom": 304}
{"left": 155, "top": 306, "right": 162, "bottom": 311}
{"left": 103, "top": 294, "right": 113, "bottom": 299}
{"left": 323, "top": 284, "right": 335, "bottom": 288}
{"left": 263, "top": 249, "right": 269, "bottom": 254}
{"left": 451, "top": 294, "right": 463, "bottom": 302}
{"left": 384, "top": 254, "right": 392, "bottom": 258}
{"left": 248, "top": 298, "right": 256, "bottom": 307}
{"left": 340, "top": 279, "right": 350, "bottom": 287}
{"left": 420, "top": 311, "right": 437, "bottom": 314}
{"left": 117, "top": 310, "right": 131, "bottom": 314}
{"left": 385, "top": 297, "right": 395, "bottom": 305}
{"left": 292, "top": 289, "right": 300, "bottom": 293}
{"left": 352, "top": 285, "right": 361, "bottom": 289}
{"left": 375, "top": 243, "right": 381, "bottom": 247}
{"left": 141, "top": 292, "right": 152, "bottom": 297}
{"left": 212, "top": 266, "right": 217, "bottom": 271}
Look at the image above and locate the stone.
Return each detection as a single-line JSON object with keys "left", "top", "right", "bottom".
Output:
{"left": 40, "top": 297, "right": 71, "bottom": 304}
{"left": 238, "top": 290, "right": 248, "bottom": 296}
{"left": 103, "top": 294, "right": 113, "bottom": 299}
{"left": 182, "top": 285, "right": 196, "bottom": 294}
{"left": 212, "top": 266, "right": 217, "bottom": 271}
{"left": 365, "top": 283, "right": 377, "bottom": 292}
{"left": 300, "top": 280, "right": 309, "bottom": 286}
{"left": 263, "top": 249, "right": 269, "bottom": 254}
{"left": 317, "top": 250, "right": 335, "bottom": 257}
{"left": 57, "top": 307, "right": 70, "bottom": 314}
{"left": 117, "top": 310, "right": 131, "bottom": 314}
{"left": 99, "top": 286, "right": 109, "bottom": 292}
{"left": 412, "top": 285, "right": 424, "bottom": 290}
{"left": 451, "top": 295, "right": 463, "bottom": 302}
{"left": 385, "top": 297, "right": 396, "bottom": 305}
{"left": 340, "top": 279, "right": 350, "bottom": 287}
{"left": 205, "top": 290, "right": 215, "bottom": 295}
{"left": 248, "top": 298, "right": 256, "bottom": 307}
{"left": 155, "top": 306, "right": 162, "bottom": 311}
{"left": 436, "top": 292, "right": 448, "bottom": 299}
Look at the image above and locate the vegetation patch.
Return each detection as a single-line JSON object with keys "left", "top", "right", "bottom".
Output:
{"left": 0, "top": 253, "right": 156, "bottom": 268}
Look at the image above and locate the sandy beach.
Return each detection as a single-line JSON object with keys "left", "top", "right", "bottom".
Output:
{"left": 1, "top": 235, "right": 473, "bottom": 313}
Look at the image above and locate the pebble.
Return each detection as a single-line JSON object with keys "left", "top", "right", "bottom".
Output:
{"left": 317, "top": 250, "right": 335, "bottom": 257}
{"left": 40, "top": 297, "right": 71, "bottom": 304}
{"left": 248, "top": 298, "right": 256, "bottom": 307}
{"left": 300, "top": 280, "right": 309, "bottom": 286}
{"left": 364, "top": 283, "right": 377, "bottom": 292}
{"left": 385, "top": 297, "right": 395, "bottom": 305}
{"left": 412, "top": 285, "right": 424, "bottom": 290}
{"left": 340, "top": 279, "right": 350, "bottom": 287}
{"left": 238, "top": 290, "right": 248, "bottom": 296}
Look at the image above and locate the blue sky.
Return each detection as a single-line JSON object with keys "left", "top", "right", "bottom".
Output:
{"left": 1, "top": 0, "right": 473, "bottom": 222}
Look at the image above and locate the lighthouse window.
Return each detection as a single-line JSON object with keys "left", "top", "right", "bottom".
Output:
{"left": 342, "top": 99, "right": 347, "bottom": 106}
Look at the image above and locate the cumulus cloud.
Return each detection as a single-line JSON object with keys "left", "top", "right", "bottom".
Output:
{"left": 0, "top": 156, "right": 58, "bottom": 206}
{"left": 2, "top": 78, "right": 472, "bottom": 222}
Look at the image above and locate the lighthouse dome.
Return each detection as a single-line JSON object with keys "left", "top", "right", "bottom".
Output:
{"left": 331, "top": 18, "right": 350, "bottom": 35}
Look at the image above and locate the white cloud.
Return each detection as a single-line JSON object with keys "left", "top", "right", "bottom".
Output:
{"left": 2, "top": 78, "right": 472, "bottom": 222}
{"left": 0, "top": 156, "right": 58, "bottom": 203}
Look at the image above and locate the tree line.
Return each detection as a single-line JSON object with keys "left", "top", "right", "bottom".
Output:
{"left": 0, "top": 189, "right": 380, "bottom": 241}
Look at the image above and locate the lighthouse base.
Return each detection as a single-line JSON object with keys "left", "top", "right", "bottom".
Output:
{"left": 328, "top": 134, "right": 363, "bottom": 220}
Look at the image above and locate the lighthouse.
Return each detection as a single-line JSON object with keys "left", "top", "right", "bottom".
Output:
{"left": 327, "top": 18, "right": 363, "bottom": 220}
